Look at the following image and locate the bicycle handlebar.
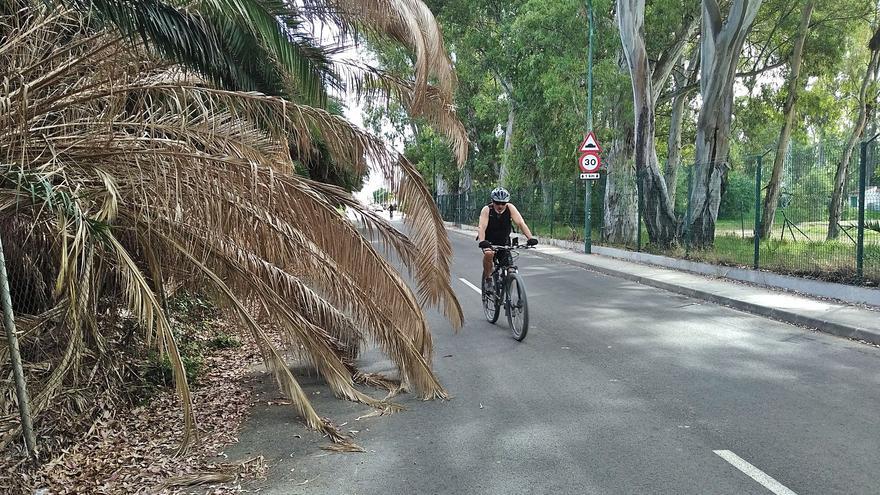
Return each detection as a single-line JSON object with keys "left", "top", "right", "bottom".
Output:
{"left": 488, "top": 244, "right": 535, "bottom": 251}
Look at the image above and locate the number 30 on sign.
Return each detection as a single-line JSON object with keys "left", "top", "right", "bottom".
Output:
{"left": 579, "top": 153, "right": 600, "bottom": 173}
{"left": 578, "top": 153, "right": 601, "bottom": 180}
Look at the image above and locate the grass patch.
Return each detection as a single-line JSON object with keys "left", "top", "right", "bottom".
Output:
{"left": 208, "top": 332, "right": 242, "bottom": 350}
{"left": 142, "top": 329, "right": 204, "bottom": 388}
{"left": 675, "top": 235, "right": 880, "bottom": 285}
{"left": 138, "top": 291, "right": 222, "bottom": 391}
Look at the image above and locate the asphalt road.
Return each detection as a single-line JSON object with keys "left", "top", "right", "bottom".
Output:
{"left": 228, "top": 226, "right": 880, "bottom": 495}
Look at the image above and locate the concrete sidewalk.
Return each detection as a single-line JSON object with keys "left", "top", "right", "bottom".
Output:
{"left": 446, "top": 225, "right": 880, "bottom": 346}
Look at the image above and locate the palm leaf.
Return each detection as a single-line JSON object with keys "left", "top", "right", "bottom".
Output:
{"left": 342, "top": 62, "right": 468, "bottom": 164}
{"left": 57, "top": 0, "right": 335, "bottom": 103}
{"left": 197, "top": 0, "right": 339, "bottom": 102}
{"left": 0, "top": 3, "right": 463, "bottom": 457}
{"left": 301, "top": 0, "right": 457, "bottom": 111}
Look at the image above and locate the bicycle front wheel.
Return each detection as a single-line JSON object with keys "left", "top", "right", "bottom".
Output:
{"left": 505, "top": 272, "right": 529, "bottom": 341}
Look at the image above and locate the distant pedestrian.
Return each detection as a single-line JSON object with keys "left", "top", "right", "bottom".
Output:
{"left": 388, "top": 203, "right": 396, "bottom": 219}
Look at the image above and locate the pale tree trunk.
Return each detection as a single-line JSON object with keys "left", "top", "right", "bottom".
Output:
{"left": 760, "top": 0, "right": 816, "bottom": 239}
{"left": 617, "top": 0, "right": 680, "bottom": 246}
{"left": 436, "top": 176, "right": 449, "bottom": 195}
{"left": 497, "top": 74, "right": 516, "bottom": 185}
{"left": 458, "top": 165, "right": 472, "bottom": 194}
{"left": 603, "top": 108, "right": 639, "bottom": 244}
{"left": 690, "top": 0, "right": 763, "bottom": 247}
{"left": 602, "top": 140, "right": 639, "bottom": 244}
{"left": 498, "top": 103, "right": 515, "bottom": 185}
{"left": 603, "top": 54, "right": 639, "bottom": 245}
{"left": 665, "top": 48, "right": 699, "bottom": 201}
{"left": 828, "top": 48, "right": 880, "bottom": 239}
{"left": 665, "top": 72, "right": 687, "bottom": 200}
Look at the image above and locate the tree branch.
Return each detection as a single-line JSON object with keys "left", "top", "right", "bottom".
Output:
{"left": 746, "top": 2, "right": 797, "bottom": 75}
{"left": 702, "top": 0, "right": 722, "bottom": 36}
{"left": 652, "top": 10, "right": 700, "bottom": 102}
{"left": 657, "top": 58, "right": 786, "bottom": 103}
{"left": 737, "top": 58, "right": 787, "bottom": 78}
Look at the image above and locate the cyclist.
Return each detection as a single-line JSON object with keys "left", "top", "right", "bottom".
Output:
{"left": 477, "top": 187, "right": 538, "bottom": 292}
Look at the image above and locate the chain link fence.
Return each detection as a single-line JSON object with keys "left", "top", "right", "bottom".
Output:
{"left": 439, "top": 180, "right": 609, "bottom": 245}
{"left": 437, "top": 139, "right": 880, "bottom": 286}
{"left": 2, "top": 223, "right": 52, "bottom": 318}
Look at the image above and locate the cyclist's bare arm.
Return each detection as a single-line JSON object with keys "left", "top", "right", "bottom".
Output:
{"left": 477, "top": 206, "right": 490, "bottom": 242}
{"left": 508, "top": 204, "right": 534, "bottom": 240}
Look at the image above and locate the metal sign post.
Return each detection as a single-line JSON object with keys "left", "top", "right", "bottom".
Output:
{"left": 578, "top": 131, "right": 601, "bottom": 254}
{"left": 583, "top": 0, "right": 595, "bottom": 254}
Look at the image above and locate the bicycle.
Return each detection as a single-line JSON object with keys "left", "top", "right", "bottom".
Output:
{"left": 482, "top": 238, "right": 533, "bottom": 341}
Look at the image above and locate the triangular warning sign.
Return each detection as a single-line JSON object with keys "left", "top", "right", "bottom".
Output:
{"left": 579, "top": 132, "right": 601, "bottom": 153}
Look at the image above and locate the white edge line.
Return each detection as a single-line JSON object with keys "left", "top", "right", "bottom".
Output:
{"left": 459, "top": 278, "right": 482, "bottom": 294}
{"left": 713, "top": 450, "right": 798, "bottom": 495}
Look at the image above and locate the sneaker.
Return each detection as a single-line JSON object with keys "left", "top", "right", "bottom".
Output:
{"left": 482, "top": 278, "right": 494, "bottom": 295}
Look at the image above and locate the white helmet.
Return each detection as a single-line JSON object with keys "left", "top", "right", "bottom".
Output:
{"left": 491, "top": 187, "right": 511, "bottom": 203}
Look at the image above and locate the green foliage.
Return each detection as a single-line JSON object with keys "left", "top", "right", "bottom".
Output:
{"left": 61, "top": 0, "right": 333, "bottom": 104}
{"left": 143, "top": 332, "right": 204, "bottom": 388}
{"left": 405, "top": 127, "right": 459, "bottom": 193}
{"left": 167, "top": 291, "right": 219, "bottom": 325}
{"left": 208, "top": 332, "right": 242, "bottom": 349}
{"left": 787, "top": 167, "right": 834, "bottom": 222}
{"left": 141, "top": 291, "right": 220, "bottom": 388}
{"left": 426, "top": 0, "right": 879, "bottom": 197}
{"left": 372, "top": 187, "right": 394, "bottom": 204}
{"left": 719, "top": 170, "right": 755, "bottom": 220}
{"left": 396, "top": 0, "right": 878, "bottom": 281}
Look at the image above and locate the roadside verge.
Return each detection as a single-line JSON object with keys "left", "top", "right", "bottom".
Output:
{"left": 446, "top": 223, "right": 880, "bottom": 345}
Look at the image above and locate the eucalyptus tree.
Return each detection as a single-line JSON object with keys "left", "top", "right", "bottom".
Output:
{"left": 759, "top": 0, "right": 817, "bottom": 238}
{"left": 616, "top": 0, "right": 699, "bottom": 246}
{"left": 688, "top": 0, "right": 763, "bottom": 247}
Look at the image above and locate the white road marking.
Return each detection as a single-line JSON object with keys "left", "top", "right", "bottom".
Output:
{"left": 713, "top": 450, "right": 798, "bottom": 495}
{"left": 459, "top": 278, "right": 482, "bottom": 294}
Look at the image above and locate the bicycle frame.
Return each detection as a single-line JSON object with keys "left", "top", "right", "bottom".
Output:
{"left": 488, "top": 243, "right": 529, "bottom": 299}
{"left": 484, "top": 241, "right": 532, "bottom": 341}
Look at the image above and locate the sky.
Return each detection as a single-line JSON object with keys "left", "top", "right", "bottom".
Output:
{"left": 338, "top": 90, "right": 384, "bottom": 205}
{"left": 310, "top": 20, "right": 402, "bottom": 206}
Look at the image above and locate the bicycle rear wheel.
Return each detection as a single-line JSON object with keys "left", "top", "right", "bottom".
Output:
{"left": 482, "top": 277, "right": 501, "bottom": 323}
{"left": 505, "top": 272, "right": 529, "bottom": 341}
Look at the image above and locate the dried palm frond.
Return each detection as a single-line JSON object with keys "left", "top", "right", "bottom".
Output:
{"left": 339, "top": 61, "right": 467, "bottom": 165}
{"left": 0, "top": 3, "right": 461, "bottom": 455}
{"left": 301, "top": 0, "right": 457, "bottom": 111}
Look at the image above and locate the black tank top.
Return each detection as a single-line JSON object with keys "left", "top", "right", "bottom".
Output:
{"left": 485, "top": 204, "right": 512, "bottom": 245}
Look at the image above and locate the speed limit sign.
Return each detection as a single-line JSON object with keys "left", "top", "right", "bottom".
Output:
{"left": 576, "top": 132, "right": 602, "bottom": 180}
{"left": 579, "top": 153, "right": 600, "bottom": 173}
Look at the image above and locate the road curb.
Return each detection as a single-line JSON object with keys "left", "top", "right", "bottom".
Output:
{"left": 443, "top": 222, "right": 880, "bottom": 307}
{"left": 445, "top": 223, "right": 880, "bottom": 345}
{"left": 534, "top": 251, "right": 880, "bottom": 345}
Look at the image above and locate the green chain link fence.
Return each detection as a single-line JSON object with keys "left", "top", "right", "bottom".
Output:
{"left": 436, "top": 139, "right": 880, "bottom": 286}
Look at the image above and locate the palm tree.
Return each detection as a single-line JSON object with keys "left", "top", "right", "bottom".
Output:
{"left": 52, "top": 0, "right": 468, "bottom": 184}
{"left": 0, "top": 0, "right": 466, "bottom": 456}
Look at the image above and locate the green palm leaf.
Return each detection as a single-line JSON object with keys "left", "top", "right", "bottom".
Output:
{"left": 58, "top": 0, "right": 335, "bottom": 103}
{"left": 197, "top": 0, "right": 339, "bottom": 102}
